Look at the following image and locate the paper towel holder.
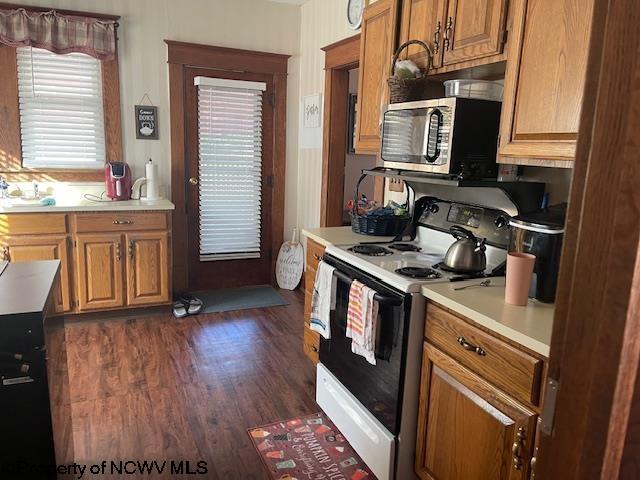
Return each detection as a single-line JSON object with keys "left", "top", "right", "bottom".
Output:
{"left": 131, "top": 158, "right": 162, "bottom": 202}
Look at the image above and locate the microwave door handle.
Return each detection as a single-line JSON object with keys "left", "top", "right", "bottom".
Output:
{"left": 425, "top": 109, "right": 443, "bottom": 163}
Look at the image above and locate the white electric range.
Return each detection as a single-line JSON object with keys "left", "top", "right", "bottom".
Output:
{"left": 316, "top": 198, "right": 512, "bottom": 480}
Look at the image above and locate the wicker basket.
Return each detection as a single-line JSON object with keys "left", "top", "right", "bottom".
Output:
{"left": 388, "top": 39, "right": 434, "bottom": 103}
{"left": 349, "top": 173, "right": 410, "bottom": 236}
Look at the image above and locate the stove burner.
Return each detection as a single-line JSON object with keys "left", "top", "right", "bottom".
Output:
{"left": 349, "top": 245, "right": 393, "bottom": 256}
{"left": 433, "top": 262, "right": 484, "bottom": 274}
{"left": 389, "top": 243, "right": 421, "bottom": 252}
{"left": 395, "top": 267, "right": 442, "bottom": 279}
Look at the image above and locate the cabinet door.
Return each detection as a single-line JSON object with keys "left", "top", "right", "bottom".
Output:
{"left": 125, "top": 232, "right": 170, "bottom": 306}
{"left": 355, "top": 0, "right": 399, "bottom": 154}
{"left": 416, "top": 343, "right": 536, "bottom": 480}
{"left": 498, "top": 0, "right": 594, "bottom": 164}
{"left": 399, "top": 0, "right": 448, "bottom": 69}
{"left": 1, "top": 235, "right": 71, "bottom": 313}
{"left": 441, "top": 0, "right": 509, "bottom": 66}
{"left": 75, "top": 234, "right": 124, "bottom": 311}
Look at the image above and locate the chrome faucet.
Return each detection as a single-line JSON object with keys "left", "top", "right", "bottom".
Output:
{"left": 0, "top": 177, "right": 8, "bottom": 199}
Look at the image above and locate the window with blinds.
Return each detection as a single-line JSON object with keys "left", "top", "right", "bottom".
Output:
{"left": 16, "top": 46, "right": 106, "bottom": 169}
{"left": 195, "top": 76, "right": 266, "bottom": 261}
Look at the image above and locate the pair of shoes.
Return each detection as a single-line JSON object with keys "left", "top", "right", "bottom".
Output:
{"left": 173, "top": 293, "right": 204, "bottom": 318}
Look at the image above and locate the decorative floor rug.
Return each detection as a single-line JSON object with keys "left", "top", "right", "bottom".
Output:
{"left": 197, "top": 285, "right": 289, "bottom": 314}
{"left": 248, "top": 412, "right": 377, "bottom": 480}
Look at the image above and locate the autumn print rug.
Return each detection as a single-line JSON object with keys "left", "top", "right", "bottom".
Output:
{"left": 248, "top": 412, "right": 377, "bottom": 480}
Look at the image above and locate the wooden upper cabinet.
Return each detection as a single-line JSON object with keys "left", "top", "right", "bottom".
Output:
{"left": 125, "top": 232, "right": 170, "bottom": 306}
{"left": 416, "top": 343, "right": 537, "bottom": 480}
{"left": 441, "top": 0, "right": 509, "bottom": 66}
{"left": 75, "top": 234, "right": 124, "bottom": 311}
{"left": 399, "top": 0, "right": 508, "bottom": 73}
{"left": 1, "top": 235, "right": 71, "bottom": 313}
{"left": 499, "top": 0, "right": 594, "bottom": 166}
{"left": 355, "top": 0, "right": 399, "bottom": 154}
{"left": 399, "top": 0, "right": 448, "bottom": 69}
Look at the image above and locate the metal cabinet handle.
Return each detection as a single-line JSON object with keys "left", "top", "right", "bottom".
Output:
{"left": 530, "top": 446, "right": 538, "bottom": 479}
{"left": 115, "top": 242, "right": 121, "bottom": 261}
{"left": 128, "top": 240, "right": 134, "bottom": 259}
{"left": 512, "top": 427, "right": 526, "bottom": 470}
{"left": 1, "top": 246, "right": 9, "bottom": 261}
{"left": 433, "top": 20, "right": 441, "bottom": 55}
{"left": 444, "top": 16, "right": 453, "bottom": 51}
{"left": 189, "top": 177, "right": 198, "bottom": 186}
{"left": 457, "top": 336, "right": 486, "bottom": 356}
{"left": 313, "top": 253, "right": 323, "bottom": 261}
{"left": 311, "top": 345, "right": 318, "bottom": 353}
{"left": 113, "top": 219, "right": 133, "bottom": 225}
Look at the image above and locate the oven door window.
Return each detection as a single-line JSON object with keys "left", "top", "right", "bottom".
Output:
{"left": 381, "top": 107, "right": 451, "bottom": 165}
{"left": 319, "top": 278, "right": 406, "bottom": 435}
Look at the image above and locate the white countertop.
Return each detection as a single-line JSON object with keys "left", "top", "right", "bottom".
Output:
{"left": 0, "top": 198, "right": 175, "bottom": 213}
{"left": 302, "top": 226, "right": 396, "bottom": 247}
{"left": 422, "top": 277, "right": 553, "bottom": 357}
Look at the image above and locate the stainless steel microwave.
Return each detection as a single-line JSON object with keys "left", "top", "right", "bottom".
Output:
{"left": 381, "top": 97, "right": 502, "bottom": 178}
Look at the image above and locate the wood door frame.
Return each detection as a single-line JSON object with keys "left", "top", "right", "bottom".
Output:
{"left": 320, "top": 34, "right": 361, "bottom": 227}
{"left": 536, "top": 0, "right": 640, "bottom": 477}
{"left": 165, "top": 41, "right": 289, "bottom": 293}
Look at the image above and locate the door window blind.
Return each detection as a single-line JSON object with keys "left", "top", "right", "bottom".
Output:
{"left": 195, "top": 76, "right": 266, "bottom": 261}
{"left": 16, "top": 46, "right": 106, "bottom": 169}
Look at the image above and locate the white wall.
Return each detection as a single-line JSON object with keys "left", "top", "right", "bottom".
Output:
{"left": 297, "top": 0, "right": 357, "bottom": 230}
{"left": 16, "top": 0, "right": 302, "bottom": 238}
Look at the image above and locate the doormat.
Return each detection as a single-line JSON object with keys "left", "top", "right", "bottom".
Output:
{"left": 248, "top": 412, "right": 377, "bottom": 480}
{"left": 197, "top": 285, "right": 288, "bottom": 314}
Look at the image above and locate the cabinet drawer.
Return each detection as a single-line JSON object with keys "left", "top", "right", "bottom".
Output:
{"left": 0, "top": 214, "right": 67, "bottom": 235}
{"left": 305, "top": 265, "right": 317, "bottom": 295}
{"left": 75, "top": 212, "right": 167, "bottom": 233}
{"left": 425, "top": 303, "right": 543, "bottom": 406}
{"left": 303, "top": 325, "right": 319, "bottom": 364}
{"left": 306, "top": 238, "right": 325, "bottom": 270}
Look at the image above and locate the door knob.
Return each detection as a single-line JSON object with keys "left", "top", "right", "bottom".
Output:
{"left": 189, "top": 177, "right": 198, "bottom": 186}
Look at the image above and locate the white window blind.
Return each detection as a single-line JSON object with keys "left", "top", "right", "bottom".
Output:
{"left": 16, "top": 46, "right": 106, "bottom": 169}
{"left": 195, "top": 76, "right": 266, "bottom": 261}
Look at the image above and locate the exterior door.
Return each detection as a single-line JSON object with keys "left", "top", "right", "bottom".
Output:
{"left": 184, "top": 67, "right": 275, "bottom": 291}
{"left": 1, "top": 235, "right": 71, "bottom": 312}
{"left": 441, "top": 0, "right": 509, "bottom": 66}
{"left": 75, "top": 234, "right": 123, "bottom": 311}
{"left": 416, "top": 343, "right": 537, "bottom": 480}
{"left": 125, "top": 232, "right": 170, "bottom": 306}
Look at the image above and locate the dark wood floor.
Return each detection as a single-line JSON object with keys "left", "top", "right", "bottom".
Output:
{"left": 60, "top": 289, "right": 317, "bottom": 479}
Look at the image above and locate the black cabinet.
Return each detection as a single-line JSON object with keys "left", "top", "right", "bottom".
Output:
{"left": 0, "top": 261, "right": 71, "bottom": 478}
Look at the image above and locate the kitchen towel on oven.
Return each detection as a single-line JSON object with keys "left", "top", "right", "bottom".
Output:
{"left": 346, "top": 280, "right": 379, "bottom": 365}
{"left": 310, "top": 260, "right": 336, "bottom": 339}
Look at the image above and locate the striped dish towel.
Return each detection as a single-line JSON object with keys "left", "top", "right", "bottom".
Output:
{"left": 346, "top": 280, "right": 378, "bottom": 365}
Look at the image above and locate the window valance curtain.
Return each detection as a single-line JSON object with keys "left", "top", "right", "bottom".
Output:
{"left": 0, "top": 7, "right": 117, "bottom": 60}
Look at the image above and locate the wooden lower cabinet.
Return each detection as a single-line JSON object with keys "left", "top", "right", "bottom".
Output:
{"left": 416, "top": 343, "right": 537, "bottom": 480}
{"left": 125, "top": 232, "right": 170, "bottom": 306}
{"left": 1, "top": 211, "right": 172, "bottom": 314}
{"left": 302, "top": 238, "right": 325, "bottom": 364}
{"left": 75, "top": 234, "right": 124, "bottom": 311}
{"left": 1, "top": 235, "right": 71, "bottom": 313}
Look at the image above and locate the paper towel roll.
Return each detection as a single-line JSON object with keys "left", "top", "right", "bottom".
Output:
{"left": 145, "top": 160, "right": 160, "bottom": 200}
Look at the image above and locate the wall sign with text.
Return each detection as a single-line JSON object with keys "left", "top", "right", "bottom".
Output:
{"left": 135, "top": 105, "right": 158, "bottom": 140}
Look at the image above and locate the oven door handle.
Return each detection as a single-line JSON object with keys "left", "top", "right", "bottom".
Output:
{"left": 332, "top": 269, "right": 404, "bottom": 306}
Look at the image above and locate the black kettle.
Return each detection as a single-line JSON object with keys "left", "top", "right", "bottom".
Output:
{"left": 443, "top": 226, "right": 487, "bottom": 273}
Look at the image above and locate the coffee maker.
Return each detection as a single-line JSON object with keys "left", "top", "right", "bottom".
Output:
{"left": 105, "top": 162, "right": 132, "bottom": 200}
{"left": 508, "top": 204, "right": 566, "bottom": 303}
